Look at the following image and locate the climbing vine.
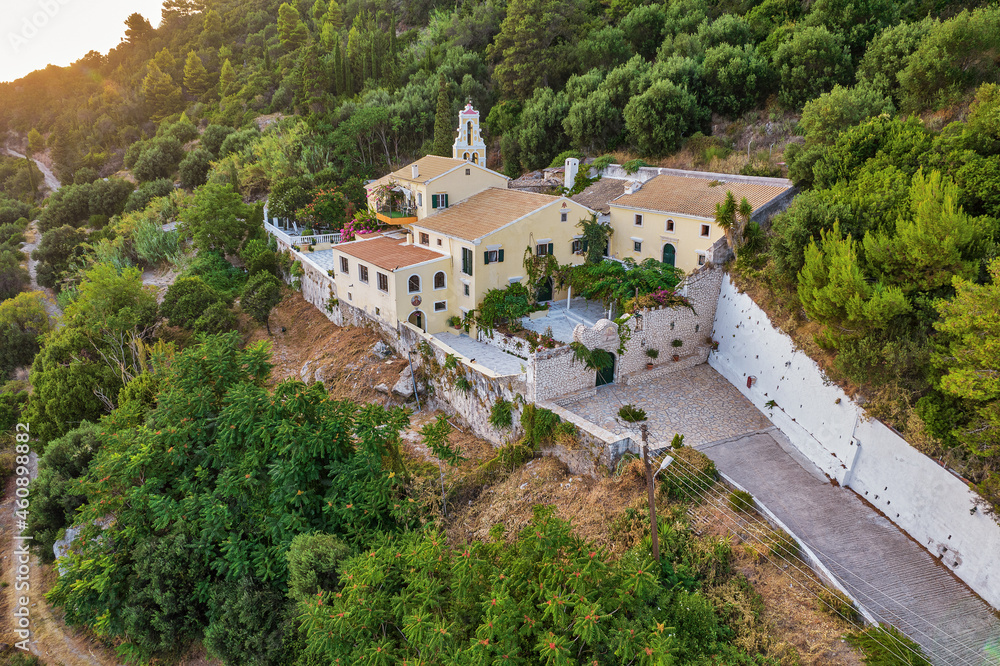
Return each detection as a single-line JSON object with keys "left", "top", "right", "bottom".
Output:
{"left": 523, "top": 246, "right": 570, "bottom": 298}
{"left": 569, "top": 341, "right": 614, "bottom": 371}
{"left": 577, "top": 213, "right": 613, "bottom": 265}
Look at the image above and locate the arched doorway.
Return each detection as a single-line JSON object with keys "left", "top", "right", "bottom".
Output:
{"left": 536, "top": 277, "right": 553, "bottom": 302}
{"left": 595, "top": 352, "right": 615, "bottom": 387}
{"left": 662, "top": 243, "right": 676, "bottom": 266}
{"left": 408, "top": 310, "right": 425, "bottom": 332}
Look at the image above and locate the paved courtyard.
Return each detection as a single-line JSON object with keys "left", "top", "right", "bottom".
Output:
{"left": 557, "top": 364, "right": 772, "bottom": 447}
{"left": 432, "top": 332, "right": 527, "bottom": 376}
{"left": 520, "top": 298, "right": 609, "bottom": 342}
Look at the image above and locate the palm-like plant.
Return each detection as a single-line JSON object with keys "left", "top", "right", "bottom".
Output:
{"left": 714, "top": 191, "right": 754, "bottom": 256}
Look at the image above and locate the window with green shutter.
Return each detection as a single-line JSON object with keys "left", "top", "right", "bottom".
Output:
{"left": 461, "top": 247, "right": 473, "bottom": 275}
{"left": 431, "top": 194, "right": 439, "bottom": 208}
{"left": 442, "top": 193, "right": 449, "bottom": 207}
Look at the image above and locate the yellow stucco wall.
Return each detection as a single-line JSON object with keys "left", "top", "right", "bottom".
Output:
{"left": 607, "top": 205, "right": 722, "bottom": 274}
{"left": 428, "top": 198, "right": 596, "bottom": 310}
{"left": 365, "top": 165, "right": 507, "bottom": 221}
{"left": 393, "top": 256, "right": 457, "bottom": 334}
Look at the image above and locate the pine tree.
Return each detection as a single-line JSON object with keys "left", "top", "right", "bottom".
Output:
{"left": 324, "top": 0, "right": 343, "bottom": 31}
{"left": 219, "top": 58, "right": 238, "bottom": 98}
{"left": 124, "top": 13, "right": 153, "bottom": 45}
{"left": 201, "top": 9, "right": 223, "bottom": 49}
{"left": 152, "top": 48, "right": 177, "bottom": 81}
{"left": 278, "top": 3, "right": 308, "bottom": 52}
{"left": 183, "top": 51, "right": 210, "bottom": 99}
{"left": 143, "top": 62, "right": 183, "bottom": 122}
{"left": 432, "top": 76, "right": 453, "bottom": 157}
{"left": 161, "top": 0, "right": 205, "bottom": 24}
{"left": 310, "top": 0, "right": 326, "bottom": 28}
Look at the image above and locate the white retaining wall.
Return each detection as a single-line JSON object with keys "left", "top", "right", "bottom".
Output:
{"left": 710, "top": 275, "right": 1000, "bottom": 610}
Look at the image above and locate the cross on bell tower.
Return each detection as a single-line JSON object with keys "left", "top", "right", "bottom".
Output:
{"left": 453, "top": 100, "right": 486, "bottom": 166}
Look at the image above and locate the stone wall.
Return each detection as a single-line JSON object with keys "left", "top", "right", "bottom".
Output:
{"left": 477, "top": 329, "right": 533, "bottom": 359}
{"left": 529, "top": 345, "right": 598, "bottom": 403}
{"left": 398, "top": 322, "right": 528, "bottom": 446}
{"left": 528, "top": 267, "right": 724, "bottom": 401}
{"left": 299, "top": 261, "right": 341, "bottom": 325}
{"left": 710, "top": 274, "right": 1000, "bottom": 610}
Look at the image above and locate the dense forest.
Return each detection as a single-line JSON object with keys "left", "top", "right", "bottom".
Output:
{"left": 0, "top": 0, "right": 998, "bottom": 661}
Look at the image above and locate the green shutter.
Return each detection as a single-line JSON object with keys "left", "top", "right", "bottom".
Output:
{"left": 548, "top": 242, "right": 554, "bottom": 255}
{"left": 442, "top": 193, "right": 449, "bottom": 207}
{"left": 498, "top": 249, "right": 504, "bottom": 262}
{"left": 484, "top": 251, "right": 490, "bottom": 264}
{"left": 467, "top": 248, "right": 472, "bottom": 275}
{"left": 582, "top": 239, "right": 589, "bottom": 252}
{"left": 462, "top": 249, "right": 468, "bottom": 273}
{"left": 431, "top": 194, "right": 439, "bottom": 208}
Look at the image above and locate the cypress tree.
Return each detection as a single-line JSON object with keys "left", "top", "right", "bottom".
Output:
{"left": 432, "top": 76, "right": 453, "bottom": 157}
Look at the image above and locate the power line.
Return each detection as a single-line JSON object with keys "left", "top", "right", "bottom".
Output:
{"left": 598, "top": 386, "right": 950, "bottom": 663}
{"left": 645, "top": 430, "right": 986, "bottom": 666}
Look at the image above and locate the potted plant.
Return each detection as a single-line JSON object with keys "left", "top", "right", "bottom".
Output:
{"left": 671, "top": 338, "right": 683, "bottom": 361}
{"left": 447, "top": 315, "right": 462, "bottom": 330}
{"left": 645, "top": 348, "right": 659, "bottom": 369}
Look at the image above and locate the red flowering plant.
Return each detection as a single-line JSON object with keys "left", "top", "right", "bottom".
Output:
{"left": 296, "top": 187, "right": 348, "bottom": 232}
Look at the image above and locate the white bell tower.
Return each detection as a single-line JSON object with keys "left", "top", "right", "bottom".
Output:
{"left": 453, "top": 101, "right": 486, "bottom": 166}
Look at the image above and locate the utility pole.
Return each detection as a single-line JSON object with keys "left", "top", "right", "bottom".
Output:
{"left": 641, "top": 423, "right": 660, "bottom": 563}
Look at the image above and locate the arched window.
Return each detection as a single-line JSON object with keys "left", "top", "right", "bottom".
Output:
{"left": 434, "top": 271, "right": 446, "bottom": 289}
{"left": 472, "top": 153, "right": 478, "bottom": 164}
{"left": 408, "top": 275, "right": 421, "bottom": 293}
{"left": 467, "top": 121, "right": 473, "bottom": 146}
{"left": 463, "top": 152, "right": 469, "bottom": 160}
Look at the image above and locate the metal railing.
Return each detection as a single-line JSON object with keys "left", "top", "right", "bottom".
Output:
{"left": 265, "top": 221, "right": 342, "bottom": 246}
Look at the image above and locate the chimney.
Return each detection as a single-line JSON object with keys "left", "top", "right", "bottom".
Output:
{"left": 564, "top": 158, "right": 579, "bottom": 190}
{"left": 411, "top": 164, "right": 419, "bottom": 179}
{"left": 625, "top": 180, "right": 642, "bottom": 195}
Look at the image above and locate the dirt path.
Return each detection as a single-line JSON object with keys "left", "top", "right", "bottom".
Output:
{"left": 3, "top": 148, "right": 60, "bottom": 193}
{"left": 20, "top": 221, "right": 63, "bottom": 325}
{"left": 2, "top": 454, "right": 122, "bottom": 664}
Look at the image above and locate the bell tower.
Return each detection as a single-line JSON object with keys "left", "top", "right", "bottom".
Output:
{"left": 453, "top": 100, "right": 486, "bottom": 166}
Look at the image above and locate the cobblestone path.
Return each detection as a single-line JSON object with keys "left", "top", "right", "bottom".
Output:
{"left": 556, "top": 364, "right": 771, "bottom": 446}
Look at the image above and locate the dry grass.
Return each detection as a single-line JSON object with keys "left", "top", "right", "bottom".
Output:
{"left": 241, "top": 290, "right": 408, "bottom": 403}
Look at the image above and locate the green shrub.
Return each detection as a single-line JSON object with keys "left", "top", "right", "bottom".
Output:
{"left": 818, "top": 587, "right": 861, "bottom": 627}
{"left": 764, "top": 527, "right": 800, "bottom": 561}
{"left": 285, "top": 533, "right": 351, "bottom": 601}
{"left": 133, "top": 218, "right": 180, "bottom": 265}
{"left": 192, "top": 301, "right": 237, "bottom": 334}
{"left": 659, "top": 445, "right": 716, "bottom": 501}
{"left": 622, "top": 158, "right": 651, "bottom": 173}
{"left": 454, "top": 376, "right": 471, "bottom": 393}
{"left": 519, "top": 402, "right": 564, "bottom": 447}
{"left": 161, "top": 276, "right": 225, "bottom": 329}
{"left": 444, "top": 353, "right": 458, "bottom": 369}
{"left": 728, "top": 489, "right": 755, "bottom": 512}
{"left": 618, "top": 404, "right": 648, "bottom": 422}
{"left": 183, "top": 250, "right": 246, "bottom": 300}
{"left": 489, "top": 397, "right": 513, "bottom": 430}
{"left": 548, "top": 149, "right": 584, "bottom": 168}
{"left": 845, "top": 624, "right": 930, "bottom": 665}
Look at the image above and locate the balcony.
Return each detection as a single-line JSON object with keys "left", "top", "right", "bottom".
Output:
{"left": 375, "top": 204, "right": 417, "bottom": 225}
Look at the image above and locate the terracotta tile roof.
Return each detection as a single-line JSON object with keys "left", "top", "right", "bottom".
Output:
{"left": 610, "top": 174, "right": 791, "bottom": 218}
{"left": 335, "top": 235, "right": 447, "bottom": 271}
{"left": 413, "top": 187, "right": 566, "bottom": 241}
{"left": 571, "top": 178, "right": 628, "bottom": 214}
{"left": 388, "top": 155, "right": 467, "bottom": 183}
